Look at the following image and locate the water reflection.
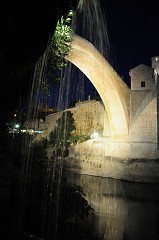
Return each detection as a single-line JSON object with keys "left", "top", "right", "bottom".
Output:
{"left": 2, "top": 140, "right": 159, "bottom": 240}
{"left": 63, "top": 170, "right": 159, "bottom": 240}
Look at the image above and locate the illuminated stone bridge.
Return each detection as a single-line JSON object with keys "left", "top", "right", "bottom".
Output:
{"left": 63, "top": 34, "right": 159, "bottom": 182}
{"left": 66, "top": 34, "right": 130, "bottom": 139}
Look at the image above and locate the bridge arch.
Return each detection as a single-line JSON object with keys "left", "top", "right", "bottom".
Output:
{"left": 65, "top": 34, "right": 130, "bottom": 138}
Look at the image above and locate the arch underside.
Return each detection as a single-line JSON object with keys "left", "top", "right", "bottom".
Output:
{"left": 66, "top": 34, "right": 130, "bottom": 138}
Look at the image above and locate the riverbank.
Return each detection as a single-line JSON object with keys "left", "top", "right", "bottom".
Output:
{"left": 62, "top": 138, "right": 159, "bottom": 183}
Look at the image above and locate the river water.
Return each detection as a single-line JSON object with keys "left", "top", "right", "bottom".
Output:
{"left": 1, "top": 141, "right": 159, "bottom": 240}
{"left": 63, "top": 169, "right": 159, "bottom": 240}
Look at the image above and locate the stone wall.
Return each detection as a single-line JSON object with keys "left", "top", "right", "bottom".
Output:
{"left": 129, "top": 90, "right": 157, "bottom": 143}
{"left": 25, "top": 100, "right": 106, "bottom": 139}
{"left": 63, "top": 138, "right": 159, "bottom": 182}
{"left": 69, "top": 100, "right": 105, "bottom": 136}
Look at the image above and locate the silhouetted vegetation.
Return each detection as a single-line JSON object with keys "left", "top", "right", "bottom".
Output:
{"left": 49, "top": 111, "right": 90, "bottom": 157}
{"left": 0, "top": 128, "right": 95, "bottom": 240}
{"left": 49, "top": 111, "right": 76, "bottom": 157}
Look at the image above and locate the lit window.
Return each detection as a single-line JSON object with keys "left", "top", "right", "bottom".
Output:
{"left": 141, "top": 81, "right": 145, "bottom": 87}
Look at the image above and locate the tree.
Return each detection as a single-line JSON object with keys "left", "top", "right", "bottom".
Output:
{"left": 47, "top": 10, "right": 73, "bottom": 85}
{"left": 49, "top": 111, "right": 75, "bottom": 157}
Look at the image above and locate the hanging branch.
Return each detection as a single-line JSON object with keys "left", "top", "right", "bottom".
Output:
{"left": 48, "top": 10, "right": 73, "bottom": 81}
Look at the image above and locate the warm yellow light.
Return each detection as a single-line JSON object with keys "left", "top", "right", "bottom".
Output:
{"left": 91, "top": 131, "right": 99, "bottom": 139}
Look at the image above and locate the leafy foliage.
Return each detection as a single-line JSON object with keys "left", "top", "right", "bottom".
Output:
{"left": 47, "top": 10, "right": 73, "bottom": 82}
{"left": 49, "top": 111, "right": 76, "bottom": 156}
{"left": 49, "top": 110, "right": 91, "bottom": 157}
{"left": 68, "top": 129, "right": 90, "bottom": 145}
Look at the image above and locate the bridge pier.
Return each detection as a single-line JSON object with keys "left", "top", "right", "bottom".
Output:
{"left": 63, "top": 138, "right": 159, "bottom": 182}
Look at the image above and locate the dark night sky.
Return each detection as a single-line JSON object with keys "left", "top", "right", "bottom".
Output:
{"left": 0, "top": 0, "right": 79, "bottom": 112}
{"left": 0, "top": 0, "right": 159, "bottom": 114}
{"left": 105, "top": 1, "right": 159, "bottom": 84}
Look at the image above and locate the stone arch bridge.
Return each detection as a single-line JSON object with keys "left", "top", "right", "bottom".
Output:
{"left": 66, "top": 34, "right": 130, "bottom": 139}
{"left": 64, "top": 34, "right": 159, "bottom": 182}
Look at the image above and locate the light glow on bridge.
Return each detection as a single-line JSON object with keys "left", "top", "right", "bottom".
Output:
{"left": 91, "top": 131, "right": 99, "bottom": 139}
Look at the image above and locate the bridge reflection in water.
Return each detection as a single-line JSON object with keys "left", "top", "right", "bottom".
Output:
{"left": 64, "top": 169, "right": 159, "bottom": 240}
